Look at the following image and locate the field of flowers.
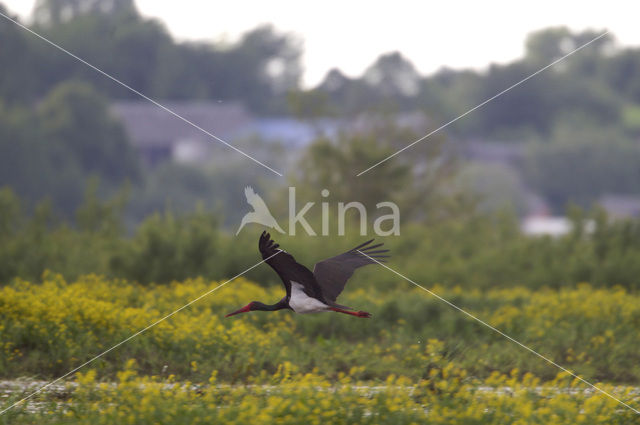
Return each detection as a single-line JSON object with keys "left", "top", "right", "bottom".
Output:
{"left": 1, "top": 274, "right": 640, "bottom": 423}
{"left": 2, "top": 358, "right": 637, "bottom": 424}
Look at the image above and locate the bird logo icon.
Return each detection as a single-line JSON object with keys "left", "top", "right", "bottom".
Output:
{"left": 236, "top": 186, "right": 285, "bottom": 235}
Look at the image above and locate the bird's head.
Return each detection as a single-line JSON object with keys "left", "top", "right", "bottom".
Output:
{"left": 225, "top": 301, "right": 261, "bottom": 317}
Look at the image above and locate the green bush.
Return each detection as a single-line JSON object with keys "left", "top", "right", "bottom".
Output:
{"left": 1, "top": 186, "right": 640, "bottom": 290}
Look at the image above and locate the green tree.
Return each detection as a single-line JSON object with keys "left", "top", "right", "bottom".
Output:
{"left": 35, "top": 11, "right": 171, "bottom": 98}
{"left": 289, "top": 126, "right": 465, "bottom": 225}
{"left": 38, "top": 81, "right": 140, "bottom": 184}
{"left": 213, "top": 25, "right": 302, "bottom": 112}
{"left": 0, "top": 5, "right": 42, "bottom": 103}
{"left": 525, "top": 125, "right": 640, "bottom": 210}
{"left": 604, "top": 47, "right": 640, "bottom": 104}
{"left": 109, "top": 209, "right": 221, "bottom": 284}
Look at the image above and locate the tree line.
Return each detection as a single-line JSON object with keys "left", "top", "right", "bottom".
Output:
{"left": 2, "top": 184, "right": 640, "bottom": 291}
{"left": 2, "top": 0, "right": 640, "bottom": 225}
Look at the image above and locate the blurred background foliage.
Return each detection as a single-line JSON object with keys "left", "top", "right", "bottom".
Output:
{"left": 1, "top": 0, "right": 640, "bottom": 292}
{"left": 0, "top": 1, "right": 640, "bottom": 219}
{"left": 2, "top": 185, "right": 640, "bottom": 292}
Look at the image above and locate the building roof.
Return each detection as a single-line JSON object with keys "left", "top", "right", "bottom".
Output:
{"left": 599, "top": 195, "right": 640, "bottom": 218}
{"left": 460, "top": 139, "right": 527, "bottom": 164}
{"left": 112, "top": 101, "right": 252, "bottom": 148}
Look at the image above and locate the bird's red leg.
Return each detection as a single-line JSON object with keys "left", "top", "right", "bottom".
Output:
{"left": 330, "top": 307, "right": 371, "bottom": 318}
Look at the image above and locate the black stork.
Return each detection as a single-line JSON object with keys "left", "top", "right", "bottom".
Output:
{"left": 225, "top": 231, "right": 389, "bottom": 318}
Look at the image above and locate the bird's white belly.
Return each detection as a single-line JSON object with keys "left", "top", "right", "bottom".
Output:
{"left": 289, "top": 282, "right": 329, "bottom": 314}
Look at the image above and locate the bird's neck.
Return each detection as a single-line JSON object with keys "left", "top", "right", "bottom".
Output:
{"left": 255, "top": 299, "right": 289, "bottom": 311}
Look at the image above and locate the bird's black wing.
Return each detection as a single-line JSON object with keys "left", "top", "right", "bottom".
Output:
{"left": 312, "top": 239, "right": 389, "bottom": 302}
{"left": 258, "top": 231, "right": 325, "bottom": 301}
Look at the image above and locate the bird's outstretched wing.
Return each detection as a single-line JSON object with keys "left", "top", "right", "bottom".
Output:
{"left": 312, "top": 239, "right": 389, "bottom": 302}
{"left": 245, "top": 186, "right": 270, "bottom": 213}
{"left": 258, "top": 231, "right": 325, "bottom": 301}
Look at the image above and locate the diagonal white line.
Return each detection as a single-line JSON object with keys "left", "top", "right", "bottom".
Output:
{"left": 356, "top": 31, "right": 610, "bottom": 176}
{"left": 357, "top": 250, "right": 640, "bottom": 415}
{"left": 0, "top": 11, "right": 283, "bottom": 177}
{"left": 0, "top": 251, "right": 281, "bottom": 416}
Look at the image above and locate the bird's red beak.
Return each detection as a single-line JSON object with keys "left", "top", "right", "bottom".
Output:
{"left": 225, "top": 304, "right": 252, "bottom": 317}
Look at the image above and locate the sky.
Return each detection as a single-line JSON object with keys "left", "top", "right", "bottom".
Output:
{"left": 5, "top": 1, "right": 640, "bottom": 87}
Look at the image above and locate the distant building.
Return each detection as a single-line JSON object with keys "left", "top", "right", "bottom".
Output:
{"left": 521, "top": 215, "right": 572, "bottom": 236}
{"left": 238, "top": 117, "right": 338, "bottom": 148}
{"left": 458, "top": 139, "right": 526, "bottom": 166}
{"left": 112, "top": 101, "right": 343, "bottom": 164}
{"left": 112, "top": 101, "right": 251, "bottom": 165}
{"left": 598, "top": 195, "right": 640, "bottom": 219}
{"left": 111, "top": 102, "right": 535, "bottom": 183}
{"left": 348, "top": 111, "right": 431, "bottom": 135}
{"left": 521, "top": 215, "right": 597, "bottom": 237}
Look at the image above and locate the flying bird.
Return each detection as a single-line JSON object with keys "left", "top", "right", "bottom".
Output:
{"left": 235, "top": 186, "right": 285, "bottom": 235}
{"left": 225, "top": 231, "right": 389, "bottom": 318}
